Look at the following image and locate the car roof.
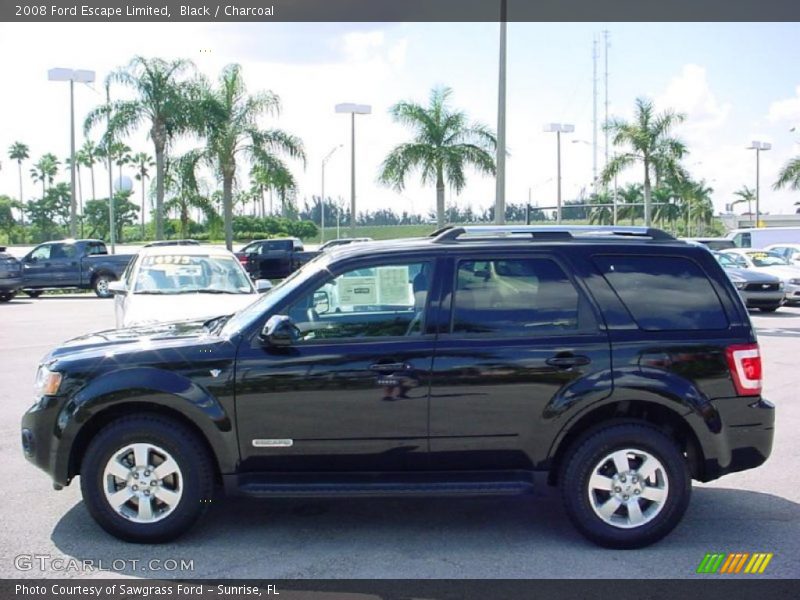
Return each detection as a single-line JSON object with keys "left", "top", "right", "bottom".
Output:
{"left": 765, "top": 242, "right": 800, "bottom": 248}
{"left": 136, "top": 245, "right": 236, "bottom": 257}
{"left": 321, "top": 226, "right": 691, "bottom": 261}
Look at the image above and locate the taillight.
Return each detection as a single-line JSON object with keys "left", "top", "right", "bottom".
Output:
{"left": 725, "top": 343, "right": 762, "bottom": 396}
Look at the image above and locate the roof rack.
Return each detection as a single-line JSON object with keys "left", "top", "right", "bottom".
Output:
{"left": 430, "top": 225, "right": 676, "bottom": 243}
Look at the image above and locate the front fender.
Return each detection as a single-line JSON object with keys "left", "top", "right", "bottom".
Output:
{"left": 54, "top": 367, "right": 238, "bottom": 484}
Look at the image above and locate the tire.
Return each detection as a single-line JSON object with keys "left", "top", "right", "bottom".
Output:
{"left": 24, "top": 290, "right": 42, "bottom": 298}
{"left": 759, "top": 306, "right": 779, "bottom": 313}
{"left": 560, "top": 422, "right": 691, "bottom": 549}
{"left": 93, "top": 273, "right": 115, "bottom": 298}
{"left": 0, "top": 292, "right": 15, "bottom": 303}
{"left": 80, "top": 414, "right": 215, "bottom": 543}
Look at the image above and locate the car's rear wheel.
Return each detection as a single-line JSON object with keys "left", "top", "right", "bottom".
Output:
{"left": 759, "top": 306, "right": 779, "bottom": 312}
{"left": 93, "top": 274, "right": 115, "bottom": 298}
{"left": 80, "top": 415, "right": 214, "bottom": 543}
{"left": 560, "top": 422, "right": 690, "bottom": 549}
{"left": 24, "top": 290, "right": 42, "bottom": 298}
{"left": 0, "top": 292, "right": 15, "bottom": 302}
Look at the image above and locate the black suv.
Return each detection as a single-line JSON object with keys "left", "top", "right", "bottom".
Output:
{"left": 21, "top": 226, "right": 774, "bottom": 548}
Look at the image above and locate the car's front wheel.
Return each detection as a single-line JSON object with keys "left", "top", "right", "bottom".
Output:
{"left": 80, "top": 414, "right": 214, "bottom": 543}
{"left": 561, "top": 422, "right": 690, "bottom": 549}
{"left": 0, "top": 292, "right": 15, "bottom": 302}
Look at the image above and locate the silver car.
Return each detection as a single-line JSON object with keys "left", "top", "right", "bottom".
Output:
{"left": 713, "top": 252, "right": 785, "bottom": 312}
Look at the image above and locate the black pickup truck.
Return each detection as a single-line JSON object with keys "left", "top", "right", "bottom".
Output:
{"left": 235, "top": 238, "right": 318, "bottom": 280}
{"left": 21, "top": 239, "right": 133, "bottom": 298}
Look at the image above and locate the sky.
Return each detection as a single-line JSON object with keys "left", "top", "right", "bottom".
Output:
{"left": 1, "top": 21, "right": 799, "bottom": 221}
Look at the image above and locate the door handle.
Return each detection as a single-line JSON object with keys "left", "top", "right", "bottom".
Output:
{"left": 369, "top": 362, "right": 411, "bottom": 373}
{"left": 546, "top": 355, "right": 591, "bottom": 369}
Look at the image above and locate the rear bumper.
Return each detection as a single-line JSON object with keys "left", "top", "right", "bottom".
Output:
{"left": 697, "top": 396, "right": 774, "bottom": 482}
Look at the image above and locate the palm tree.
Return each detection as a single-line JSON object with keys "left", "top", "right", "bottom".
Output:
{"left": 77, "top": 140, "right": 101, "bottom": 201}
{"left": 84, "top": 56, "right": 197, "bottom": 240}
{"left": 731, "top": 185, "right": 756, "bottom": 225}
{"left": 586, "top": 191, "right": 614, "bottom": 225}
{"left": 774, "top": 156, "right": 800, "bottom": 192}
{"left": 30, "top": 153, "right": 60, "bottom": 199}
{"left": 379, "top": 87, "right": 497, "bottom": 229}
{"left": 8, "top": 142, "right": 29, "bottom": 225}
{"left": 132, "top": 152, "right": 155, "bottom": 238}
{"left": 191, "top": 63, "right": 305, "bottom": 250}
{"left": 616, "top": 183, "right": 644, "bottom": 225}
{"left": 164, "top": 151, "right": 220, "bottom": 239}
{"left": 601, "top": 97, "right": 686, "bottom": 226}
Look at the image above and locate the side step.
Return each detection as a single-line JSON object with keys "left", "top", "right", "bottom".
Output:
{"left": 230, "top": 471, "right": 536, "bottom": 499}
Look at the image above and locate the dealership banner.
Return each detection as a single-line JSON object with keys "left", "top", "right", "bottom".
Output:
{"left": 3, "top": 579, "right": 800, "bottom": 599}
{"left": 3, "top": 0, "right": 800, "bottom": 22}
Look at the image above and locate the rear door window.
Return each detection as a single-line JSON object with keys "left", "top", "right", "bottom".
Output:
{"left": 449, "top": 257, "right": 593, "bottom": 336}
{"left": 593, "top": 255, "right": 728, "bottom": 331}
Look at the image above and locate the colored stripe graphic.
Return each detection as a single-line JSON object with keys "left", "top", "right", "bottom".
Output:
{"left": 699, "top": 552, "right": 773, "bottom": 574}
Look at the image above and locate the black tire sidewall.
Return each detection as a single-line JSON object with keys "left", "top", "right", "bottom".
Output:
{"left": 561, "top": 423, "right": 691, "bottom": 549}
{"left": 80, "top": 415, "right": 213, "bottom": 543}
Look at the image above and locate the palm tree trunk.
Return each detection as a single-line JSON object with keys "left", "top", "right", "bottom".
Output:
{"left": 223, "top": 175, "right": 234, "bottom": 251}
{"left": 643, "top": 160, "right": 652, "bottom": 226}
{"left": 154, "top": 141, "right": 166, "bottom": 240}
{"left": 436, "top": 169, "right": 445, "bottom": 229}
{"left": 260, "top": 185, "right": 265, "bottom": 217}
{"left": 90, "top": 164, "right": 96, "bottom": 200}
{"left": 17, "top": 162, "right": 25, "bottom": 227}
{"left": 141, "top": 173, "right": 146, "bottom": 240}
{"left": 181, "top": 199, "right": 189, "bottom": 239}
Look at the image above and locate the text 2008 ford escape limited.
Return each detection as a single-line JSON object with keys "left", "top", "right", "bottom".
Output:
{"left": 21, "top": 226, "right": 774, "bottom": 548}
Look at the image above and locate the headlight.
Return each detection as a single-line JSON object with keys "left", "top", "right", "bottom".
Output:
{"left": 779, "top": 282, "right": 785, "bottom": 290}
{"left": 34, "top": 366, "right": 62, "bottom": 397}
{"left": 733, "top": 281, "right": 747, "bottom": 290}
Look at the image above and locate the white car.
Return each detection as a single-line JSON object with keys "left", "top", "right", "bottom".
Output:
{"left": 721, "top": 248, "right": 800, "bottom": 305}
{"left": 765, "top": 243, "right": 800, "bottom": 267}
{"left": 109, "top": 246, "right": 272, "bottom": 328}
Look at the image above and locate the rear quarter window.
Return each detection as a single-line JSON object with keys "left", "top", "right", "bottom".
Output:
{"left": 593, "top": 255, "right": 728, "bottom": 331}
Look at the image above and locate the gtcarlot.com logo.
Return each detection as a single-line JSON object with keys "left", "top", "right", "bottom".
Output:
{"left": 696, "top": 552, "right": 773, "bottom": 574}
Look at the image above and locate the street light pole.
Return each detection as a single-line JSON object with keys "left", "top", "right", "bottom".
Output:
{"left": 48, "top": 67, "right": 95, "bottom": 238}
{"left": 748, "top": 141, "right": 772, "bottom": 228}
{"left": 495, "top": 0, "right": 507, "bottom": 225}
{"left": 543, "top": 123, "right": 574, "bottom": 224}
{"left": 107, "top": 82, "right": 116, "bottom": 253}
{"left": 335, "top": 103, "right": 371, "bottom": 237}
{"left": 321, "top": 144, "right": 342, "bottom": 245}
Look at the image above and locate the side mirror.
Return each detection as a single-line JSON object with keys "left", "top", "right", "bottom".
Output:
{"left": 255, "top": 279, "right": 273, "bottom": 293}
{"left": 26, "top": 255, "right": 37, "bottom": 263}
{"left": 260, "top": 315, "right": 299, "bottom": 347}
{"left": 108, "top": 281, "right": 127, "bottom": 295}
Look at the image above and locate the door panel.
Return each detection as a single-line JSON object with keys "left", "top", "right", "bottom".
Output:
{"left": 428, "top": 255, "right": 612, "bottom": 470}
{"left": 235, "top": 258, "right": 437, "bottom": 472}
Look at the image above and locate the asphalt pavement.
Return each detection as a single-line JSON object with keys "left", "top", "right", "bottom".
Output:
{"left": 1, "top": 295, "right": 798, "bottom": 579}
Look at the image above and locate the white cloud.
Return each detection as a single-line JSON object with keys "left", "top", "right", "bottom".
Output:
{"left": 656, "top": 64, "right": 732, "bottom": 135}
{"left": 767, "top": 85, "right": 800, "bottom": 127}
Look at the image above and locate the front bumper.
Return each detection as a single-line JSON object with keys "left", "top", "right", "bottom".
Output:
{"left": 740, "top": 289, "right": 785, "bottom": 309}
{"left": 21, "top": 395, "right": 70, "bottom": 486}
{"left": 697, "top": 396, "right": 775, "bottom": 482}
{"left": 783, "top": 282, "right": 800, "bottom": 304}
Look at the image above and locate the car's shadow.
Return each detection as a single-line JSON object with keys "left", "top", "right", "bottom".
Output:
{"left": 50, "top": 486, "right": 800, "bottom": 579}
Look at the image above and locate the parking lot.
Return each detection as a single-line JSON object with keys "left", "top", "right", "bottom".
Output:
{"left": 1, "top": 295, "right": 799, "bottom": 579}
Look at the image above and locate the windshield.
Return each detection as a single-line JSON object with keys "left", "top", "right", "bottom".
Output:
{"left": 713, "top": 252, "right": 736, "bottom": 268}
{"left": 745, "top": 252, "right": 791, "bottom": 267}
{"left": 134, "top": 254, "right": 254, "bottom": 294}
{"left": 219, "top": 253, "right": 331, "bottom": 336}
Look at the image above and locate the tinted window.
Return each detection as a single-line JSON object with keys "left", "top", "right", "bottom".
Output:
{"left": 30, "top": 245, "right": 51, "bottom": 261}
{"left": 733, "top": 232, "right": 751, "bottom": 248}
{"left": 285, "top": 261, "right": 430, "bottom": 341}
{"left": 86, "top": 242, "right": 107, "bottom": 256}
{"left": 450, "top": 258, "right": 586, "bottom": 336}
{"left": 594, "top": 255, "right": 728, "bottom": 331}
